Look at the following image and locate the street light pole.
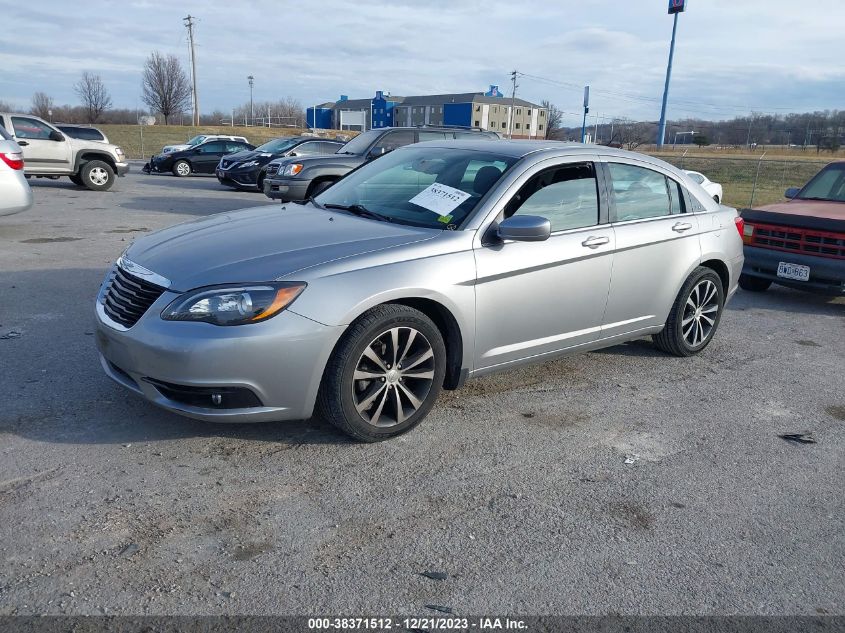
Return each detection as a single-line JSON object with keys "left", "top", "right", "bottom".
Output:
{"left": 247, "top": 75, "right": 254, "bottom": 126}
{"left": 657, "top": 1, "right": 687, "bottom": 149}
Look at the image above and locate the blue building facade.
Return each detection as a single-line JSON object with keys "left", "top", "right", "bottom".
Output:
{"left": 370, "top": 91, "right": 397, "bottom": 129}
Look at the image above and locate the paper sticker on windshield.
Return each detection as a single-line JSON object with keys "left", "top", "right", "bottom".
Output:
{"left": 409, "top": 183, "right": 471, "bottom": 215}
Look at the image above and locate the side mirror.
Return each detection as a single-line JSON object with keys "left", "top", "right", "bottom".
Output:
{"left": 497, "top": 215, "right": 551, "bottom": 242}
{"left": 49, "top": 130, "right": 64, "bottom": 142}
{"left": 784, "top": 187, "right": 800, "bottom": 199}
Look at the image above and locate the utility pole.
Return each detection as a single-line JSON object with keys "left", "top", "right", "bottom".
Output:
{"left": 509, "top": 70, "right": 518, "bottom": 139}
{"left": 247, "top": 75, "right": 254, "bottom": 126}
{"left": 183, "top": 15, "right": 199, "bottom": 126}
{"left": 657, "top": 0, "right": 687, "bottom": 148}
{"left": 581, "top": 86, "right": 590, "bottom": 143}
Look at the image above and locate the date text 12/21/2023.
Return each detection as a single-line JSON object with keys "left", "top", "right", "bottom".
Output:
{"left": 307, "top": 617, "right": 528, "bottom": 630}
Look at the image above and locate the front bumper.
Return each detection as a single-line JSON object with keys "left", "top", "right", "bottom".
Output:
{"left": 94, "top": 290, "right": 344, "bottom": 422}
{"left": 115, "top": 161, "right": 129, "bottom": 177}
{"left": 742, "top": 245, "right": 845, "bottom": 295}
{"left": 263, "top": 176, "right": 311, "bottom": 201}
{"left": 216, "top": 166, "right": 261, "bottom": 189}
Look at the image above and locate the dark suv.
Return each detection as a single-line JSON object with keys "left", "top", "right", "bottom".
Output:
{"left": 263, "top": 126, "right": 499, "bottom": 201}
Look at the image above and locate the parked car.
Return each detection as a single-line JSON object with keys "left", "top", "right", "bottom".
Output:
{"left": 146, "top": 139, "right": 255, "bottom": 177}
{"left": 95, "top": 141, "right": 743, "bottom": 442}
{"left": 0, "top": 125, "right": 33, "bottom": 216}
{"left": 263, "top": 126, "right": 499, "bottom": 202}
{"left": 685, "top": 170, "right": 723, "bottom": 203}
{"left": 0, "top": 112, "right": 128, "bottom": 191}
{"left": 161, "top": 134, "right": 249, "bottom": 155}
{"left": 216, "top": 136, "right": 344, "bottom": 191}
{"left": 56, "top": 124, "right": 108, "bottom": 143}
{"left": 739, "top": 161, "right": 844, "bottom": 295}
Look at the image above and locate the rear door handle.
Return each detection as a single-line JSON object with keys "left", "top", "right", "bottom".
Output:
{"left": 672, "top": 222, "right": 693, "bottom": 233}
{"left": 17, "top": 140, "right": 29, "bottom": 146}
{"left": 581, "top": 235, "right": 610, "bottom": 248}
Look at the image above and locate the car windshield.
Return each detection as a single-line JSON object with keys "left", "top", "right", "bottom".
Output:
{"left": 797, "top": 163, "right": 845, "bottom": 203}
{"left": 255, "top": 138, "right": 300, "bottom": 153}
{"left": 315, "top": 146, "right": 518, "bottom": 229}
{"left": 185, "top": 136, "right": 206, "bottom": 146}
{"left": 336, "top": 130, "right": 383, "bottom": 155}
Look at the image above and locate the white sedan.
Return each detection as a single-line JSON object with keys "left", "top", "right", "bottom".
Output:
{"left": 0, "top": 126, "right": 32, "bottom": 216}
{"left": 684, "top": 170, "right": 723, "bottom": 203}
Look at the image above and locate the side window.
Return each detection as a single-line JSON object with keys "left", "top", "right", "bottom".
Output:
{"left": 12, "top": 116, "right": 54, "bottom": 140}
{"left": 418, "top": 131, "right": 448, "bottom": 142}
{"left": 226, "top": 142, "right": 250, "bottom": 153}
{"left": 687, "top": 172, "right": 705, "bottom": 185}
{"left": 293, "top": 142, "right": 321, "bottom": 155}
{"left": 320, "top": 142, "right": 341, "bottom": 153}
{"left": 667, "top": 177, "right": 685, "bottom": 214}
{"left": 370, "top": 130, "right": 414, "bottom": 156}
{"left": 608, "top": 163, "right": 672, "bottom": 222}
{"left": 506, "top": 162, "right": 599, "bottom": 232}
{"left": 198, "top": 142, "right": 225, "bottom": 154}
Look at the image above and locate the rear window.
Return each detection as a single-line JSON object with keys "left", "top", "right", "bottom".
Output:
{"left": 59, "top": 126, "right": 105, "bottom": 141}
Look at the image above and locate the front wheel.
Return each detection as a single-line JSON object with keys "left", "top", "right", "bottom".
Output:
{"left": 316, "top": 304, "right": 446, "bottom": 442}
{"left": 308, "top": 179, "right": 335, "bottom": 197}
{"left": 172, "top": 160, "right": 191, "bottom": 177}
{"left": 69, "top": 174, "right": 84, "bottom": 186}
{"left": 653, "top": 267, "right": 725, "bottom": 357}
{"left": 738, "top": 274, "right": 771, "bottom": 292}
{"left": 80, "top": 160, "right": 115, "bottom": 191}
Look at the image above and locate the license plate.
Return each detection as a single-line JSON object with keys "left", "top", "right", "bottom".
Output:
{"left": 777, "top": 262, "right": 810, "bottom": 281}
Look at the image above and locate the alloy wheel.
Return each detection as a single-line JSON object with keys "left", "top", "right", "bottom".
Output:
{"left": 351, "top": 327, "right": 435, "bottom": 427}
{"left": 89, "top": 167, "right": 109, "bottom": 186}
{"left": 176, "top": 162, "right": 190, "bottom": 176}
{"left": 682, "top": 279, "right": 719, "bottom": 347}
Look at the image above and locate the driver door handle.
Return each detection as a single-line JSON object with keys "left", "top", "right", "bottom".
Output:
{"left": 17, "top": 140, "right": 29, "bottom": 146}
{"left": 581, "top": 235, "right": 610, "bottom": 249}
{"left": 672, "top": 222, "right": 693, "bottom": 233}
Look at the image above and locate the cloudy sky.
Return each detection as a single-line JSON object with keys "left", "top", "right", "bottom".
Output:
{"left": 0, "top": 0, "right": 842, "bottom": 126}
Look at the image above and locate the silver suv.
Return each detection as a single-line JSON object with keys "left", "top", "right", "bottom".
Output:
{"left": 0, "top": 113, "right": 128, "bottom": 191}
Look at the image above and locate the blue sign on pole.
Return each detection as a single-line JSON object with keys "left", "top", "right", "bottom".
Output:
{"left": 668, "top": 0, "right": 686, "bottom": 14}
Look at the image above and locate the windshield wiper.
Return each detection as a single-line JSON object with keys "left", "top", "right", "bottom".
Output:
{"left": 324, "top": 203, "right": 393, "bottom": 223}
{"left": 293, "top": 195, "right": 325, "bottom": 209}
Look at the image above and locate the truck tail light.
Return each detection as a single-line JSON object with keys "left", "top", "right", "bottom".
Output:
{"left": 0, "top": 151, "right": 24, "bottom": 171}
{"left": 734, "top": 216, "right": 745, "bottom": 240}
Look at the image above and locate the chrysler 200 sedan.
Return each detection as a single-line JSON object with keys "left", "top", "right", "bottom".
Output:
{"left": 95, "top": 141, "right": 744, "bottom": 442}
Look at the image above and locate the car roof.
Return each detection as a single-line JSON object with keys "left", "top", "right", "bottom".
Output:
{"left": 398, "top": 139, "right": 655, "bottom": 159}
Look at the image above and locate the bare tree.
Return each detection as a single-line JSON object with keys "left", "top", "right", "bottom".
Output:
{"left": 541, "top": 100, "right": 563, "bottom": 139}
{"left": 141, "top": 51, "right": 192, "bottom": 125}
{"left": 74, "top": 72, "right": 112, "bottom": 122}
{"left": 31, "top": 92, "right": 54, "bottom": 119}
{"left": 0, "top": 100, "right": 13, "bottom": 111}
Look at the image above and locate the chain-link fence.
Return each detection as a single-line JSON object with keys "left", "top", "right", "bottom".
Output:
{"left": 652, "top": 153, "right": 830, "bottom": 209}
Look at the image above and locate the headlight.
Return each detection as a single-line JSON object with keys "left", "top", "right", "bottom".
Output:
{"left": 282, "top": 163, "right": 304, "bottom": 176}
{"left": 115, "top": 147, "right": 125, "bottom": 157}
{"left": 161, "top": 282, "right": 306, "bottom": 326}
{"left": 239, "top": 160, "right": 259, "bottom": 168}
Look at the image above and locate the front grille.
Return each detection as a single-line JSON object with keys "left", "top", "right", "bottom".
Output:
{"left": 102, "top": 266, "right": 166, "bottom": 328}
{"left": 265, "top": 163, "right": 280, "bottom": 176}
{"left": 749, "top": 222, "right": 845, "bottom": 260}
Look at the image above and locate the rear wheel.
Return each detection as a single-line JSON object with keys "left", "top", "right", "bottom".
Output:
{"left": 80, "top": 160, "right": 115, "bottom": 191}
{"left": 738, "top": 274, "right": 772, "bottom": 292}
{"left": 172, "top": 160, "right": 191, "bottom": 177}
{"left": 256, "top": 172, "right": 266, "bottom": 192}
{"left": 653, "top": 267, "right": 724, "bottom": 357}
{"left": 316, "top": 304, "right": 446, "bottom": 442}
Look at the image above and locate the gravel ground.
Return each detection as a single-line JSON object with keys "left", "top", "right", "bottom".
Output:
{"left": 0, "top": 167, "right": 843, "bottom": 616}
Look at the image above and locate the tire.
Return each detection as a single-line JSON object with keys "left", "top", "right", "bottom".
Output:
{"left": 308, "top": 179, "right": 335, "bottom": 197}
{"left": 316, "top": 304, "right": 447, "bottom": 442}
{"left": 256, "top": 172, "right": 266, "bottom": 193}
{"left": 738, "top": 274, "right": 772, "bottom": 292}
{"left": 653, "top": 266, "right": 725, "bottom": 357}
{"left": 69, "top": 174, "right": 84, "bottom": 186}
{"left": 172, "top": 160, "right": 192, "bottom": 177}
{"left": 80, "top": 160, "right": 115, "bottom": 191}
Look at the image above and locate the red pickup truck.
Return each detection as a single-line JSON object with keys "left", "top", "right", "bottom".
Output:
{"left": 739, "top": 161, "right": 845, "bottom": 295}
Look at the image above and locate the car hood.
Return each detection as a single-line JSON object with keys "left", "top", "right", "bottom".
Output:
{"left": 758, "top": 199, "right": 844, "bottom": 220}
{"left": 124, "top": 204, "right": 436, "bottom": 291}
{"left": 221, "top": 149, "right": 276, "bottom": 166}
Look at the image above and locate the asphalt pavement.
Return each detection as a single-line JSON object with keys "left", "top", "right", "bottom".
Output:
{"left": 0, "top": 167, "right": 842, "bottom": 616}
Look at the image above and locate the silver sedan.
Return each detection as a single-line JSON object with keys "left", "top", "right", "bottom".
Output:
{"left": 0, "top": 126, "right": 32, "bottom": 216}
{"left": 95, "top": 140, "right": 744, "bottom": 441}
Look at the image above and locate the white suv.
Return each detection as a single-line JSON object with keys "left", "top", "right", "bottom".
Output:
{"left": 0, "top": 113, "right": 128, "bottom": 191}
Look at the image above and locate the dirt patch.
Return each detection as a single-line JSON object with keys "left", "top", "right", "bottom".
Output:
{"left": 612, "top": 502, "right": 655, "bottom": 531}
{"left": 795, "top": 340, "right": 822, "bottom": 347}
{"left": 106, "top": 228, "right": 150, "bottom": 234}
{"left": 825, "top": 405, "right": 845, "bottom": 421}
{"left": 19, "top": 237, "right": 83, "bottom": 244}
{"left": 232, "top": 541, "right": 274, "bottom": 561}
